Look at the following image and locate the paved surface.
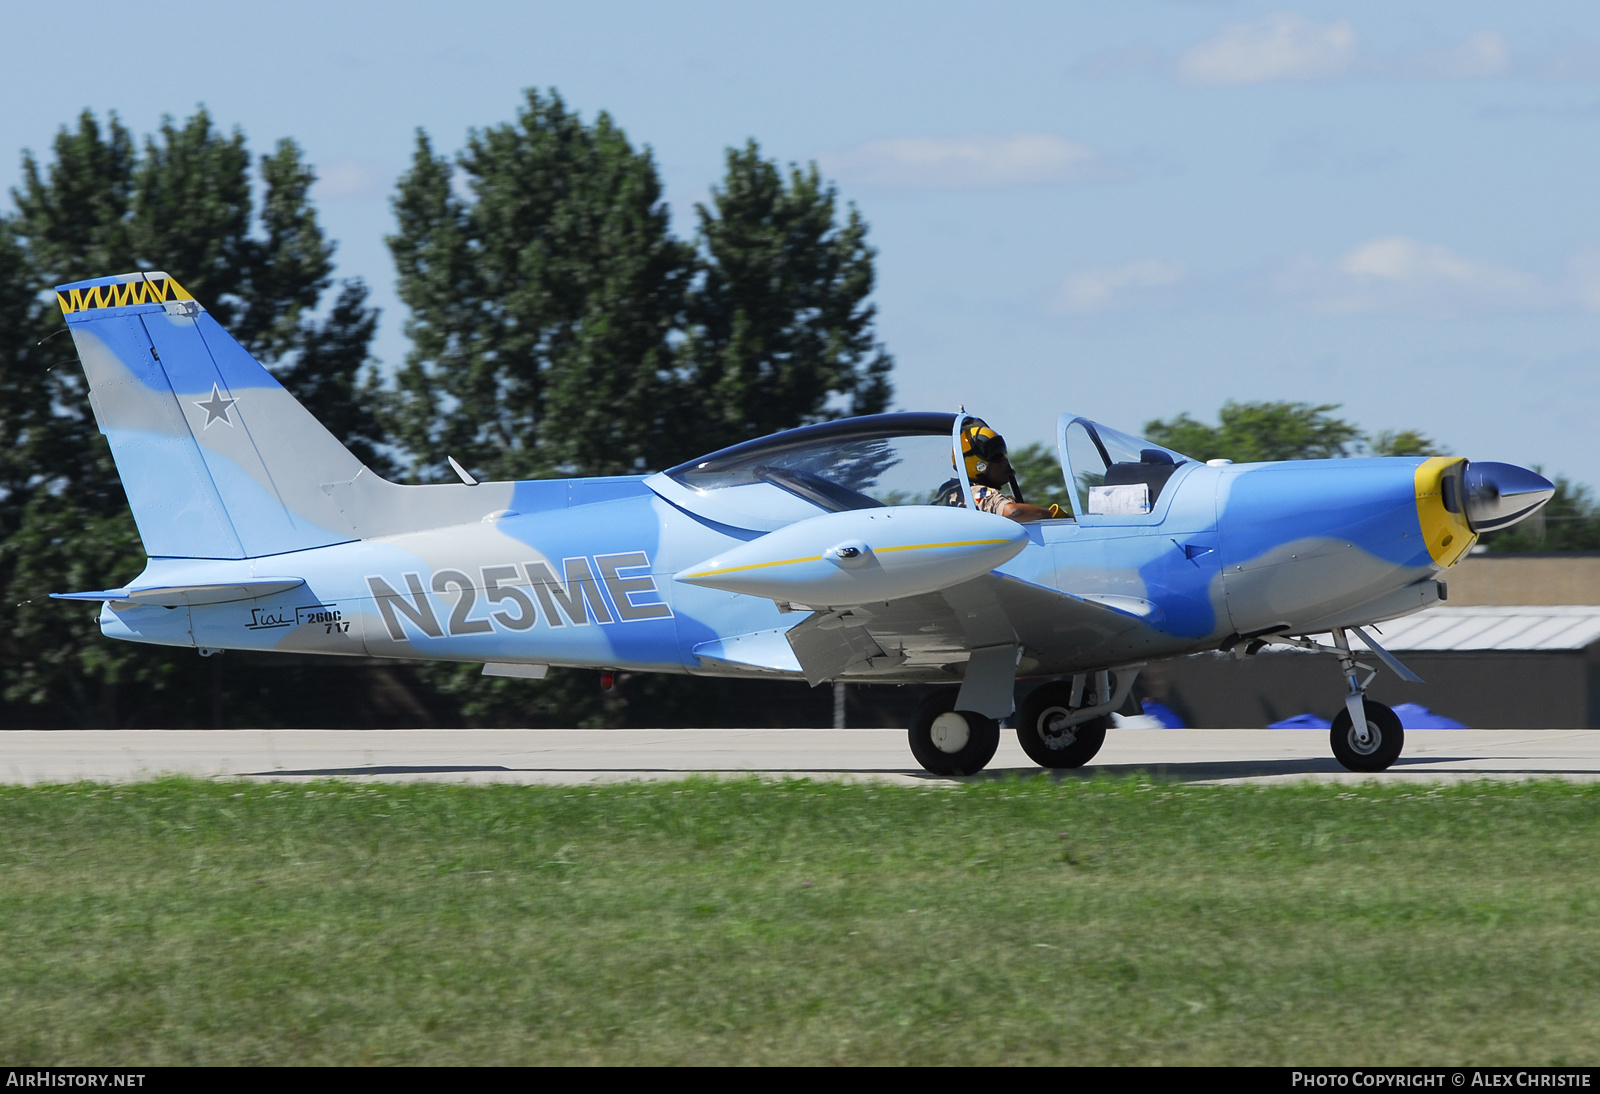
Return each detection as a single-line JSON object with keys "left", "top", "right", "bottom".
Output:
{"left": 3, "top": 728, "right": 1599, "bottom": 786}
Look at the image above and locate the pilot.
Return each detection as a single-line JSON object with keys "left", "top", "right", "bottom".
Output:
{"left": 937, "top": 420, "right": 1065, "bottom": 522}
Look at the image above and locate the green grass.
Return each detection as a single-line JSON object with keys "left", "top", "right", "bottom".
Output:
{"left": 2, "top": 776, "right": 1599, "bottom": 1065}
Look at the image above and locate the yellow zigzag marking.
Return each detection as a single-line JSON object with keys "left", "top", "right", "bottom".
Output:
{"left": 56, "top": 276, "right": 195, "bottom": 315}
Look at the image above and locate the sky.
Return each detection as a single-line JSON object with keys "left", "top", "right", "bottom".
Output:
{"left": 3, "top": 1, "right": 1599, "bottom": 488}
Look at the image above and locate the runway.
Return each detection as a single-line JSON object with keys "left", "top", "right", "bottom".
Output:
{"left": 3, "top": 727, "right": 1600, "bottom": 786}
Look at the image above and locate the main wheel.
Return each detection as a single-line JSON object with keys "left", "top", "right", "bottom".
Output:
{"left": 908, "top": 690, "right": 1000, "bottom": 776}
{"left": 1329, "top": 699, "right": 1404, "bottom": 772}
{"left": 1015, "top": 680, "right": 1108, "bottom": 769}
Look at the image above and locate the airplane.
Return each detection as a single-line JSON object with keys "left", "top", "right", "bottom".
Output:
{"left": 50, "top": 271, "right": 1557, "bottom": 775}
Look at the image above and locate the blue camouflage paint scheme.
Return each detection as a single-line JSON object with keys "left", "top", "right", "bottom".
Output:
{"left": 56, "top": 270, "right": 1467, "bottom": 692}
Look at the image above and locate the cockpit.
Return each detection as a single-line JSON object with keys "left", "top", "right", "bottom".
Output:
{"left": 662, "top": 413, "right": 957, "bottom": 521}
{"left": 1060, "top": 416, "right": 1192, "bottom": 516}
{"left": 646, "top": 411, "right": 1194, "bottom": 531}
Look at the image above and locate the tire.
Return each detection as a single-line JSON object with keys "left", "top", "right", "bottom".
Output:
{"left": 1329, "top": 699, "right": 1404, "bottom": 773}
{"left": 908, "top": 689, "right": 1001, "bottom": 776}
{"left": 1015, "top": 680, "right": 1108, "bottom": 769}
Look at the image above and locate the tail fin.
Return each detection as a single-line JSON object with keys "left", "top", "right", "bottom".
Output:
{"left": 59, "top": 271, "right": 369, "bottom": 559}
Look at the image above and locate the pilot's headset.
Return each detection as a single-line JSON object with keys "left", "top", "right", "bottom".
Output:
{"left": 959, "top": 420, "right": 1027, "bottom": 502}
{"left": 960, "top": 420, "right": 1007, "bottom": 481}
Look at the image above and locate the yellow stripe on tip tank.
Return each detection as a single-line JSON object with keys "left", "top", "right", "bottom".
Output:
{"left": 874, "top": 538, "right": 1012, "bottom": 553}
{"left": 684, "top": 555, "right": 824, "bottom": 578}
{"left": 1414, "top": 455, "right": 1476, "bottom": 568}
{"left": 683, "top": 538, "right": 1013, "bottom": 579}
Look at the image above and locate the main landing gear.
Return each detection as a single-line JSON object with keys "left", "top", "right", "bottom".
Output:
{"left": 907, "top": 689, "right": 1000, "bottom": 776}
{"left": 1014, "top": 677, "right": 1110, "bottom": 769}
{"left": 907, "top": 667, "right": 1140, "bottom": 776}
{"left": 1246, "top": 624, "right": 1417, "bottom": 773}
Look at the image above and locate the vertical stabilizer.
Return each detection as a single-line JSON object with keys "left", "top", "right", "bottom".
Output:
{"left": 59, "top": 271, "right": 366, "bottom": 559}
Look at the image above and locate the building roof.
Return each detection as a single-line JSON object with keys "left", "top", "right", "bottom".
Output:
{"left": 1346, "top": 606, "right": 1600, "bottom": 652}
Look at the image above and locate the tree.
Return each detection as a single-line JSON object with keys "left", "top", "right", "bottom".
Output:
{"left": 1009, "top": 441, "right": 1073, "bottom": 511}
{"left": 0, "top": 219, "right": 52, "bottom": 535}
{"left": 679, "top": 140, "right": 892, "bottom": 456}
{"left": 1143, "top": 401, "right": 1450, "bottom": 464}
{"left": 1, "top": 108, "right": 384, "bottom": 725}
{"left": 1369, "top": 428, "right": 1445, "bottom": 458}
{"left": 388, "top": 104, "right": 896, "bottom": 485}
{"left": 387, "top": 90, "right": 692, "bottom": 482}
{"left": 1143, "top": 401, "right": 1365, "bottom": 463}
{"left": 273, "top": 280, "right": 391, "bottom": 474}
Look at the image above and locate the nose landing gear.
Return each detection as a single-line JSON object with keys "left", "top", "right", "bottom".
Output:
{"left": 1330, "top": 698, "right": 1405, "bottom": 773}
{"left": 1325, "top": 626, "right": 1408, "bottom": 772}
{"left": 1248, "top": 625, "right": 1417, "bottom": 773}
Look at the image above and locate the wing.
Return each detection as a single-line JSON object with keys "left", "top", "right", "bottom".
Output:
{"left": 690, "top": 570, "right": 1148, "bottom": 692}
{"left": 783, "top": 570, "right": 1148, "bottom": 685}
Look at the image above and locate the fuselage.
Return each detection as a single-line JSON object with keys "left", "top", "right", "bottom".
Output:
{"left": 99, "top": 452, "right": 1459, "bottom": 682}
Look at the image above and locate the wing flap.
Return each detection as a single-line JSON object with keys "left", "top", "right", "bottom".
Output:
{"left": 692, "top": 629, "right": 806, "bottom": 675}
{"left": 784, "top": 614, "right": 889, "bottom": 686}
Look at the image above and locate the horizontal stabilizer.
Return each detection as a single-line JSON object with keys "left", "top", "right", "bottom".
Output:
{"left": 52, "top": 579, "right": 305, "bottom": 608}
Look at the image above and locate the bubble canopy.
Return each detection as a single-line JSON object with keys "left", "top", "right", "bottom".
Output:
{"left": 1060, "top": 416, "right": 1194, "bottom": 517}
{"left": 666, "top": 412, "right": 959, "bottom": 513}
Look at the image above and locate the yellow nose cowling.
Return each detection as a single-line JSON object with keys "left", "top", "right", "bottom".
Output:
{"left": 1414, "top": 456, "right": 1477, "bottom": 568}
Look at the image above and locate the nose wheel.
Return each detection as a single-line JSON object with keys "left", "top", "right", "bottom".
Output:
{"left": 908, "top": 690, "right": 1000, "bottom": 776}
{"left": 1330, "top": 699, "right": 1404, "bottom": 772}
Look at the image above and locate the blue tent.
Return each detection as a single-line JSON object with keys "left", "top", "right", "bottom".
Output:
{"left": 1268, "top": 713, "right": 1332, "bottom": 729}
{"left": 1142, "top": 701, "right": 1185, "bottom": 728}
{"left": 1269, "top": 704, "right": 1468, "bottom": 730}
{"left": 1391, "top": 702, "right": 1469, "bottom": 729}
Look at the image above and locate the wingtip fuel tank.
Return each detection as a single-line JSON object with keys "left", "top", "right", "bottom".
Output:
{"left": 674, "top": 506, "right": 1028, "bottom": 608}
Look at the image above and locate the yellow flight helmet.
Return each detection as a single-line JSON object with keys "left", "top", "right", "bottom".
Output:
{"left": 958, "top": 419, "right": 1008, "bottom": 481}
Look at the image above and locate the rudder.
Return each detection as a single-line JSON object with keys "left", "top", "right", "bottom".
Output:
{"left": 59, "top": 271, "right": 367, "bottom": 559}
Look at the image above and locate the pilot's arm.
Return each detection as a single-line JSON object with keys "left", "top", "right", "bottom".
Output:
{"left": 972, "top": 485, "right": 1065, "bottom": 523}
{"left": 995, "top": 498, "right": 1065, "bottom": 523}
{"left": 955, "top": 430, "right": 1068, "bottom": 522}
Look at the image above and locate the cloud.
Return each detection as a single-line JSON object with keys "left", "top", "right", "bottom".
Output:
{"left": 1278, "top": 236, "right": 1552, "bottom": 315}
{"left": 1395, "top": 30, "right": 1509, "bottom": 79}
{"left": 1567, "top": 247, "right": 1600, "bottom": 310}
{"left": 818, "top": 133, "right": 1109, "bottom": 188}
{"left": 1178, "top": 12, "right": 1357, "bottom": 85}
{"left": 1535, "top": 40, "right": 1600, "bottom": 82}
{"left": 1054, "top": 260, "right": 1185, "bottom": 313}
{"left": 314, "top": 160, "right": 384, "bottom": 199}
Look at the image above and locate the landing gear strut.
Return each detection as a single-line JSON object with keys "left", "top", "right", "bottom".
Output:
{"left": 1015, "top": 676, "right": 1112, "bottom": 769}
{"left": 1249, "top": 625, "right": 1415, "bottom": 773}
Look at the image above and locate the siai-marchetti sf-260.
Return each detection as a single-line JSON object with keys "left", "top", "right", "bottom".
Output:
{"left": 51, "top": 271, "right": 1555, "bottom": 774}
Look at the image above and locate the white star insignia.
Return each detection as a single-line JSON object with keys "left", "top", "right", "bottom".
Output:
{"left": 194, "top": 383, "right": 237, "bottom": 428}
